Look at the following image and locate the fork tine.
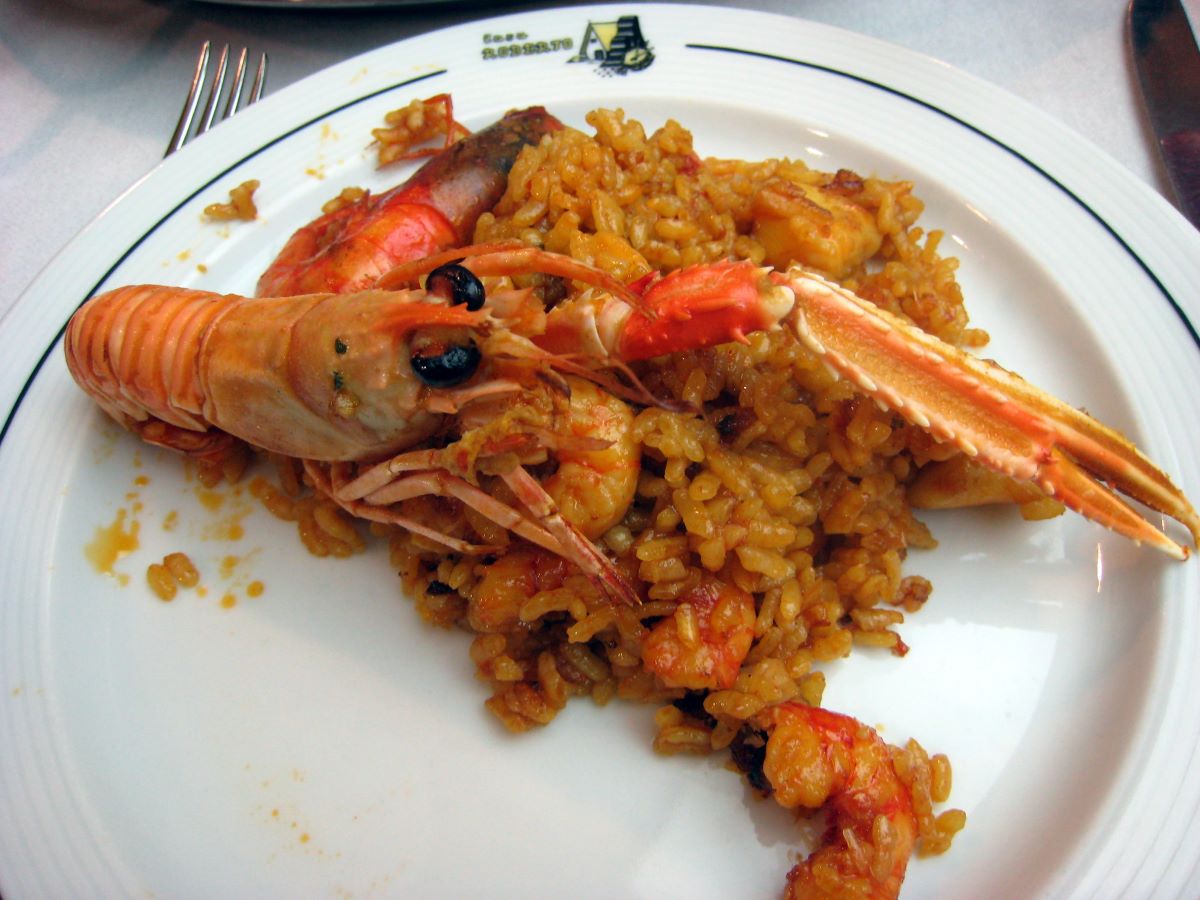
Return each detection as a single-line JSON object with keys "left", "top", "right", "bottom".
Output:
{"left": 223, "top": 47, "right": 249, "bottom": 119}
{"left": 165, "top": 40, "right": 211, "bottom": 157}
{"left": 248, "top": 52, "right": 268, "bottom": 105}
{"left": 197, "top": 44, "right": 230, "bottom": 136}
{"left": 166, "top": 43, "right": 267, "bottom": 156}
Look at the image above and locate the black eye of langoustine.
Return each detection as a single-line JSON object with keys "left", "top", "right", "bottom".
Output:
{"left": 411, "top": 341, "right": 481, "bottom": 388}
{"left": 427, "top": 261, "right": 486, "bottom": 311}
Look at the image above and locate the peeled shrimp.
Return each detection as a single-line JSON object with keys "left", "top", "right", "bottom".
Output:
{"left": 641, "top": 576, "right": 756, "bottom": 690}
{"left": 541, "top": 378, "right": 639, "bottom": 541}
{"left": 762, "top": 703, "right": 916, "bottom": 900}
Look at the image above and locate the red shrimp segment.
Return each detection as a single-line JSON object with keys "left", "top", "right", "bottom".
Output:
{"left": 255, "top": 106, "right": 561, "bottom": 297}
{"left": 763, "top": 703, "right": 916, "bottom": 900}
{"left": 615, "top": 261, "right": 787, "bottom": 361}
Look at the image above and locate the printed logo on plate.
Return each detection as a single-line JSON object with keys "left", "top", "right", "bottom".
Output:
{"left": 568, "top": 16, "right": 655, "bottom": 75}
{"left": 479, "top": 15, "right": 654, "bottom": 75}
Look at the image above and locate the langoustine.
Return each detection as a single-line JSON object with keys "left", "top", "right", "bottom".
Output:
{"left": 66, "top": 243, "right": 1198, "bottom": 605}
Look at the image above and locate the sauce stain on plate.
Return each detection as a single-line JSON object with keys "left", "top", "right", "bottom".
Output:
{"left": 84, "top": 506, "right": 140, "bottom": 585}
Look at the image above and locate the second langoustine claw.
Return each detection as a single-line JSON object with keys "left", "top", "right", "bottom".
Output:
{"left": 255, "top": 105, "right": 561, "bottom": 297}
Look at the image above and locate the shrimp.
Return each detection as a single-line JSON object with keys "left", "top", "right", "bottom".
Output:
{"left": 334, "top": 372, "right": 641, "bottom": 602}
{"left": 641, "top": 576, "right": 756, "bottom": 690}
{"left": 65, "top": 283, "right": 639, "bottom": 603}
{"left": 255, "top": 105, "right": 560, "bottom": 297}
{"left": 761, "top": 703, "right": 916, "bottom": 900}
{"left": 65, "top": 244, "right": 1197, "bottom": 611}
{"left": 541, "top": 378, "right": 639, "bottom": 541}
{"left": 466, "top": 548, "right": 574, "bottom": 633}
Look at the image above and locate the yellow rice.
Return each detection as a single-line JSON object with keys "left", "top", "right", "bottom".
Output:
{"left": 241, "top": 107, "right": 973, "bottom": 867}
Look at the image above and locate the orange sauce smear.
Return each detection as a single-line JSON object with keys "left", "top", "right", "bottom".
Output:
{"left": 87, "top": 458, "right": 269, "bottom": 606}
{"left": 85, "top": 508, "right": 140, "bottom": 585}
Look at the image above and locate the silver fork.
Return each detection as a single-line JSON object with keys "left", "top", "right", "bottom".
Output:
{"left": 165, "top": 41, "right": 268, "bottom": 156}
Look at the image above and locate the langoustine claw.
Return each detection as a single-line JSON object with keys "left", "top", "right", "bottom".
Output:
{"left": 531, "top": 254, "right": 1199, "bottom": 560}
{"left": 776, "top": 268, "right": 1200, "bottom": 559}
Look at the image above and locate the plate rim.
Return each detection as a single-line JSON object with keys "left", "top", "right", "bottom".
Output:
{"left": 2, "top": 5, "right": 1199, "bottom": 898}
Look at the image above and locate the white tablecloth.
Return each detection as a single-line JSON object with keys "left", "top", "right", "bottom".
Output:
{"left": 0, "top": 0, "right": 1194, "bottom": 322}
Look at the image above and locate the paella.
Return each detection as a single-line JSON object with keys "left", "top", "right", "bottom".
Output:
{"left": 63, "top": 99, "right": 1198, "bottom": 898}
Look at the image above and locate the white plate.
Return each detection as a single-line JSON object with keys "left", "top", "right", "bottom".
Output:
{"left": 2, "top": 5, "right": 1199, "bottom": 897}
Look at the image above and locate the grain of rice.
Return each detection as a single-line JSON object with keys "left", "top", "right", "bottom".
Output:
{"left": 312, "top": 503, "right": 360, "bottom": 546}
{"left": 647, "top": 574, "right": 699, "bottom": 602}
{"left": 930, "top": 753, "right": 953, "bottom": 803}
{"left": 559, "top": 642, "right": 611, "bottom": 683}
{"left": 591, "top": 679, "right": 617, "bottom": 705}
{"left": 639, "top": 557, "right": 689, "bottom": 583}
{"left": 204, "top": 179, "right": 259, "bottom": 222}
{"left": 519, "top": 588, "right": 588, "bottom": 623}
{"left": 935, "top": 809, "right": 967, "bottom": 838}
{"left": 635, "top": 535, "right": 688, "bottom": 561}
{"left": 163, "top": 552, "right": 199, "bottom": 587}
{"left": 852, "top": 630, "right": 901, "bottom": 650}
{"left": 146, "top": 563, "right": 176, "bottom": 601}
{"left": 566, "top": 611, "right": 615, "bottom": 643}
{"left": 674, "top": 603, "right": 701, "bottom": 648}
{"left": 734, "top": 545, "right": 794, "bottom": 580}
{"left": 321, "top": 186, "right": 367, "bottom": 216}
{"left": 653, "top": 724, "right": 713, "bottom": 755}
{"left": 653, "top": 506, "right": 682, "bottom": 531}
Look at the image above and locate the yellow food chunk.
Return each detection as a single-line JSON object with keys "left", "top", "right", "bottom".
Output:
{"left": 908, "top": 455, "right": 1065, "bottom": 520}
{"left": 751, "top": 178, "right": 882, "bottom": 279}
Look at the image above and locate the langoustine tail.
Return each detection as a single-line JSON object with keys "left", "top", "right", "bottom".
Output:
{"left": 64, "top": 284, "right": 241, "bottom": 450}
